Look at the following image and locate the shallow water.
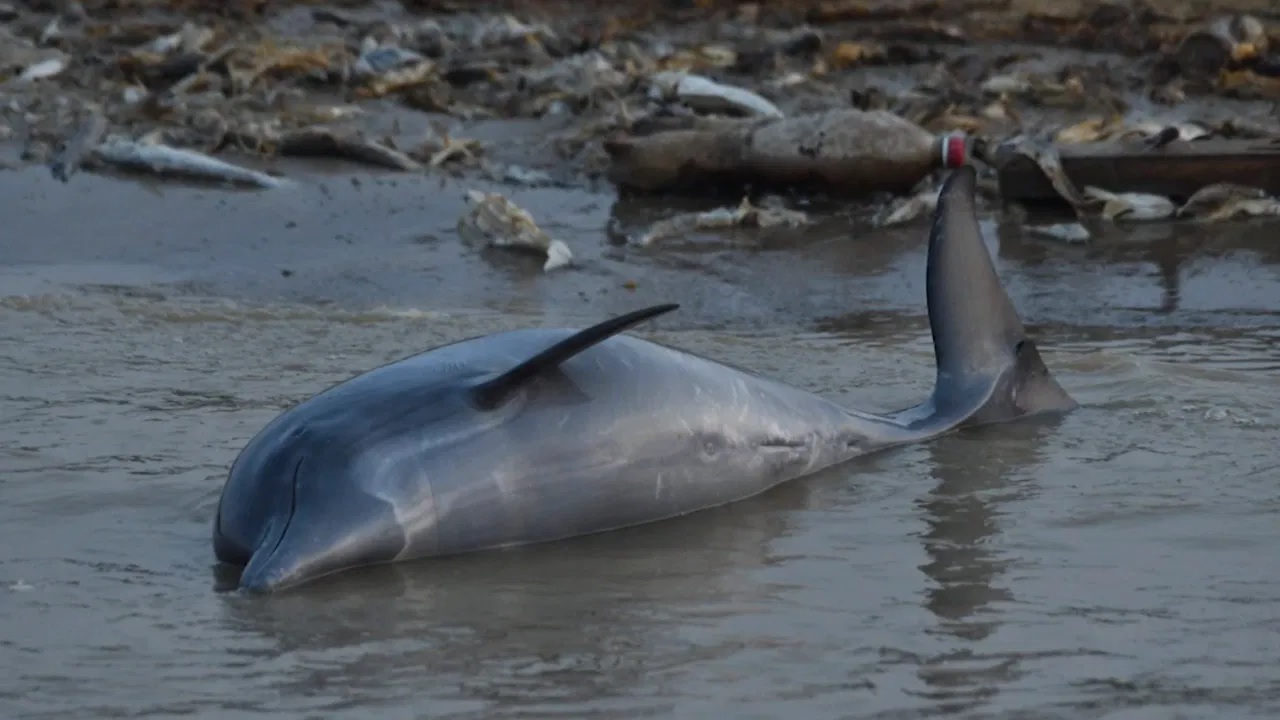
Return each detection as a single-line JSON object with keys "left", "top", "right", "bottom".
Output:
{"left": 2, "top": 167, "right": 1279, "bottom": 719}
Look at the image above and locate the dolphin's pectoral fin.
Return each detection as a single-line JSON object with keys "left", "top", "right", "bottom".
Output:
{"left": 470, "top": 303, "right": 680, "bottom": 410}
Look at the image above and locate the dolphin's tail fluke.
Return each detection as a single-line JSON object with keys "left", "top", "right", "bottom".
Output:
{"left": 898, "top": 165, "right": 1077, "bottom": 432}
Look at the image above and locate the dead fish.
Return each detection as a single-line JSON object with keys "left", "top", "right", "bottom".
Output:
{"left": 141, "top": 22, "right": 215, "bottom": 56}
{"left": 769, "top": 72, "right": 816, "bottom": 91}
{"left": 519, "top": 51, "right": 628, "bottom": 97}
{"left": 654, "top": 44, "right": 740, "bottom": 74}
{"left": 1083, "top": 186, "right": 1176, "bottom": 222}
{"left": 91, "top": 137, "right": 287, "bottom": 189}
{"left": 1055, "top": 116, "right": 1122, "bottom": 144}
{"left": 1178, "top": 183, "right": 1280, "bottom": 221}
{"left": 470, "top": 14, "right": 555, "bottom": 49}
{"left": 1143, "top": 126, "right": 1180, "bottom": 150}
{"left": 1213, "top": 117, "right": 1280, "bottom": 140}
{"left": 1027, "top": 223, "right": 1091, "bottom": 244}
{"left": 499, "top": 165, "right": 554, "bottom": 186}
{"left": 48, "top": 109, "right": 107, "bottom": 183}
{"left": 980, "top": 73, "right": 1083, "bottom": 106}
{"left": 0, "top": 26, "right": 65, "bottom": 83}
{"left": 352, "top": 44, "right": 426, "bottom": 79}
{"left": 633, "top": 196, "right": 809, "bottom": 247}
{"left": 648, "top": 71, "right": 783, "bottom": 119}
{"left": 876, "top": 187, "right": 939, "bottom": 227}
{"left": 17, "top": 56, "right": 67, "bottom": 82}
{"left": 980, "top": 74, "right": 1033, "bottom": 95}
{"left": 1177, "top": 183, "right": 1267, "bottom": 217}
{"left": 413, "top": 123, "right": 483, "bottom": 168}
{"left": 351, "top": 44, "right": 437, "bottom": 97}
{"left": 457, "top": 190, "right": 572, "bottom": 271}
{"left": 1120, "top": 120, "right": 1212, "bottom": 144}
{"left": 1198, "top": 197, "right": 1280, "bottom": 221}
{"left": 275, "top": 128, "right": 421, "bottom": 172}
{"left": 980, "top": 97, "right": 1018, "bottom": 123}
{"left": 1007, "top": 135, "right": 1086, "bottom": 209}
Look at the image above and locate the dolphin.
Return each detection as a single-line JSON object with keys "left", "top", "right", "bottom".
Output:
{"left": 213, "top": 166, "right": 1078, "bottom": 594}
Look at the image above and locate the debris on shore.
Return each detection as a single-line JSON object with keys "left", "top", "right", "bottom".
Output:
{"left": 1176, "top": 182, "right": 1280, "bottom": 221}
{"left": 995, "top": 135, "right": 1280, "bottom": 210}
{"left": 1083, "top": 186, "right": 1177, "bottom": 222}
{"left": 1172, "top": 14, "right": 1269, "bottom": 85}
{"left": 269, "top": 127, "right": 422, "bottom": 172}
{"left": 604, "top": 108, "right": 967, "bottom": 197}
{"left": 876, "top": 184, "right": 940, "bottom": 227}
{"left": 91, "top": 136, "right": 287, "bottom": 189}
{"left": 457, "top": 190, "right": 573, "bottom": 271}
{"left": 411, "top": 123, "right": 485, "bottom": 170}
{"left": 648, "top": 71, "right": 784, "bottom": 119}
{"left": 48, "top": 109, "right": 108, "bottom": 183}
{"left": 1, "top": 0, "right": 1280, "bottom": 238}
{"left": 1027, "top": 222, "right": 1092, "bottom": 244}
{"left": 632, "top": 195, "right": 811, "bottom": 247}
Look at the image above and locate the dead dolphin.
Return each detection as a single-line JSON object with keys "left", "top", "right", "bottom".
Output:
{"left": 213, "top": 165, "right": 1078, "bottom": 593}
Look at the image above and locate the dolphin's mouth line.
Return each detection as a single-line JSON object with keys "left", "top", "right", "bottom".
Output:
{"left": 252, "top": 455, "right": 304, "bottom": 581}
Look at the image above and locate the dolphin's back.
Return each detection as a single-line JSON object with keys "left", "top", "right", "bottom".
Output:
{"left": 339, "top": 328, "right": 874, "bottom": 560}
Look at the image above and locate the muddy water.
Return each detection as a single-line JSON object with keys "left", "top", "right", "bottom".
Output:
{"left": 2, "top": 166, "right": 1279, "bottom": 719}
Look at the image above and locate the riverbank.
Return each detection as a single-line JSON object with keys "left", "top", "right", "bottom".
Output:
{"left": 5, "top": 0, "right": 1280, "bottom": 194}
{"left": 5, "top": 161, "right": 1280, "bottom": 335}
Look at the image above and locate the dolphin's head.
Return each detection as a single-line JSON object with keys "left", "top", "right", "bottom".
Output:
{"left": 925, "top": 165, "right": 1078, "bottom": 427}
{"left": 213, "top": 304, "right": 679, "bottom": 594}
{"left": 213, "top": 415, "right": 413, "bottom": 594}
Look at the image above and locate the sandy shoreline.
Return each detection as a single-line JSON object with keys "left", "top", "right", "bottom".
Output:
{"left": 6, "top": 0, "right": 1280, "bottom": 334}
{"left": 5, "top": 158, "right": 1280, "bottom": 339}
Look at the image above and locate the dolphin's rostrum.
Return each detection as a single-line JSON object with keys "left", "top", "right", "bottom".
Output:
{"left": 213, "top": 166, "right": 1078, "bottom": 593}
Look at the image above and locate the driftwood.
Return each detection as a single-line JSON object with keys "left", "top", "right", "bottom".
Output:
{"left": 995, "top": 138, "right": 1280, "bottom": 205}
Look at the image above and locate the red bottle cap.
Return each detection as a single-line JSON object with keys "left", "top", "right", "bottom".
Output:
{"left": 940, "top": 133, "right": 968, "bottom": 168}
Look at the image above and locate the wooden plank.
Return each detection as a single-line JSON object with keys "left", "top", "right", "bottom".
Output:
{"left": 994, "top": 139, "right": 1280, "bottom": 205}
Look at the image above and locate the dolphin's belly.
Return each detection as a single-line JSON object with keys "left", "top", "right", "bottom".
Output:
{"left": 413, "top": 334, "right": 871, "bottom": 557}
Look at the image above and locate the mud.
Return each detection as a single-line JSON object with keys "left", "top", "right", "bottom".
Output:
{"left": 3, "top": 167, "right": 1279, "bottom": 717}
{"left": 6, "top": 162, "right": 1280, "bottom": 332}
{"left": 4, "top": 2, "right": 1280, "bottom": 718}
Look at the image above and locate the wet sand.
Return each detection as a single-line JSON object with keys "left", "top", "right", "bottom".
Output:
{"left": 6, "top": 160, "right": 1280, "bottom": 330}
{"left": 3, "top": 161, "right": 1280, "bottom": 718}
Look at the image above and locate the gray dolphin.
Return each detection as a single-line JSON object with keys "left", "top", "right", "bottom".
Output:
{"left": 213, "top": 166, "right": 1078, "bottom": 594}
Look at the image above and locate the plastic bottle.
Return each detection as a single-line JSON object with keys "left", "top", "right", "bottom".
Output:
{"left": 604, "top": 108, "right": 968, "bottom": 196}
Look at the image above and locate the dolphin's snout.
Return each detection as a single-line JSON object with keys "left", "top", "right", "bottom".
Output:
{"left": 237, "top": 550, "right": 307, "bottom": 594}
{"left": 237, "top": 524, "right": 360, "bottom": 594}
{"left": 236, "top": 516, "right": 306, "bottom": 594}
{"left": 235, "top": 479, "right": 410, "bottom": 594}
{"left": 233, "top": 455, "right": 305, "bottom": 593}
{"left": 237, "top": 564, "right": 288, "bottom": 594}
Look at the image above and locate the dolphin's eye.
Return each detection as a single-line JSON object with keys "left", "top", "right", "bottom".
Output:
{"left": 1014, "top": 340, "right": 1027, "bottom": 356}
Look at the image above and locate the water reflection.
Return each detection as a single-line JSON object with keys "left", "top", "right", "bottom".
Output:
{"left": 216, "top": 472, "right": 828, "bottom": 717}
{"left": 996, "top": 213, "right": 1280, "bottom": 318}
{"left": 912, "top": 419, "right": 1061, "bottom": 714}
{"left": 600, "top": 195, "right": 1280, "bottom": 333}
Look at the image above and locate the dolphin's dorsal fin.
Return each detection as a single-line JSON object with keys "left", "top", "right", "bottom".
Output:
{"left": 470, "top": 303, "right": 680, "bottom": 409}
